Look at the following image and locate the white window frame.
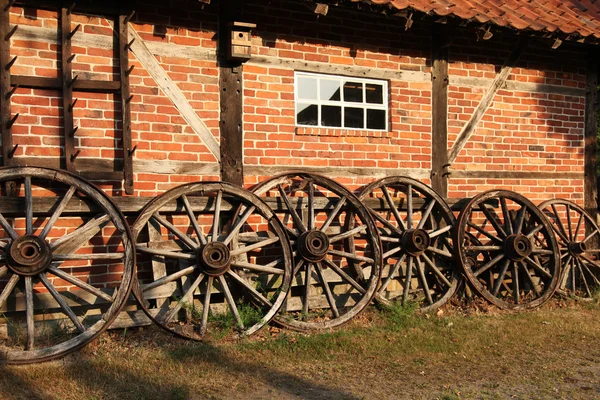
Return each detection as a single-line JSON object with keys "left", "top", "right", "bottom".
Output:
{"left": 294, "top": 71, "right": 389, "bottom": 131}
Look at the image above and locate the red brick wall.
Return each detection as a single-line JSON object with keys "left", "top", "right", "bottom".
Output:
{"left": 4, "top": 0, "right": 588, "bottom": 204}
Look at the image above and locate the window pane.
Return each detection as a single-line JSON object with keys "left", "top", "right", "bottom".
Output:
{"left": 320, "top": 79, "right": 341, "bottom": 101}
{"left": 366, "top": 84, "right": 383, "bottom": 104}
{"left": 343, "top": 81, "right": 363, "bottom": 103}
{"left": 344, "top": 107, "right": 364, "bottom": 128}
{"left": 297, "top": 76, "right": 318, "bottom": 100}
{"left": 367, "top": 109, "right": 386, "bottom": 130}
{"left": 297, "top": 103, "right": 318, "bottom": 125}
{"left": 321, "top": 105, "right": 341, "bottom": 127}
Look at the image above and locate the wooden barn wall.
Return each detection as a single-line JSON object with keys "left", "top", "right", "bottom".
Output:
{"left": 1, "top": 0, "right": 587, "bottom": 204}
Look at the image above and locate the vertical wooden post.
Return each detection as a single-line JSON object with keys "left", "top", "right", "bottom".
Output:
{"left": 0, "top": 0, "right": 13, "bottom": 170}
{"left": 584, "top": 51, "right": 598, "bottom": 227}
{"left": 61, "top": 6, "right": 75, "bottom": 172}
{"left": 431, "top": 25, "right": 449, "bottom": 197}
{"left": 119, "top": 12, "right": 134, "bottom": 195}
{"left": 218, "top": 0, "right": 244, "bottom": 186}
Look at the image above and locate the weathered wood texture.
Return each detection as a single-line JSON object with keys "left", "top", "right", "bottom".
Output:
{"left": 61, "top": 7, "right": 75, "bottom": 172}
{"left": 119, "top": 13, "right": 134, "bottom": 194}
{"left": 0, "top": 1, "right": 13, "bottom": 170}
{"left": 431, "top": 26, "right": 449, "bottom": 196}
{"left": 447, "top": 38, "right": 527, "bottom": 165}
{"left": 585, "top": 51, "right": 599, "bottom": 227}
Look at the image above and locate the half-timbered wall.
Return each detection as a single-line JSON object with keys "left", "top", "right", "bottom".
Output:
{"left": 2, "top": 0, "right": 589, "bottom": 204}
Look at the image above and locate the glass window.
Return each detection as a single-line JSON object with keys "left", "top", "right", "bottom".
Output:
{"left": 294, "top": 72, "right": 388, "bottom": 131}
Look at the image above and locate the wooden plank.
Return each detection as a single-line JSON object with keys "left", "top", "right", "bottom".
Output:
{"left": 118, "top": 13, "right": 134, "bottom": 194}
{"left": 11, "top": 75, "right": 121, "bottom": 92}
{"left": 0, "top": 1, "right": 13, "bottom": 171}
{"left": 219, "top": 65, "right": 244, "bottom": 185}
{"left": 126, "top": 23, "right": 221, "bottom": 161}
{"left": 450, "top": 76, "right": 586, "bottom": 97}
{"left": 451, "top": 170, "right": 583, "bottom": 179}
{"left": 244, "top": 165, "right": 430, "bottom": 179}
{"left": 447, "top": 38, "right": 527, "bottom": 165}
{"left": 585, "top": 51, "right": 598, "bottom": 237}
{"left": 431, "top": 25, "right": 449, "bottom": 197}
{"left": 148, "top": 219, "right": 168, "bottom": 307}
{"left": 61, "top": 7, "right": 75, "bottom": 172}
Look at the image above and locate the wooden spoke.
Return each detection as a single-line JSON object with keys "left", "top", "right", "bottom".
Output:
{"left": 371, "top": 211, "right": 403, "bottom": 235}
{"left": 219, "top": 275, "right": 244, "bottom": 329}
{"left": 561, "top": 255, "right": 572, "bottom": 289}
{"left": 466, "top": 221, "right": 503, "bottom": 244}
{"left": 142, "top": 265, "right": 196, "bottom": 292}
{"left": 292, "top": 258, "right": 305, "bottom": 276}
{"left": 210, "top": 190, "right": 223, "bottom": 243}
{"left": 199, "top": 276, "right": 213, "bottom": 335}
{"left": 321, "top": 257, "right": 366, "bottom": 294}
{"left": 48, "top": 266, "right": 113, "bottom": 303}
{"left": 415, "top": 256, "right": 433, "bottom": 305}
{"left": 136, "top": 246, "right": 196, "bottom": 261}
{"left": 417, "top": 199, "right": 436, "bottom": 230}
{"left": 550, "top": 203, "right": 570, "bottom": 241}
{"left": 230, "top": 237, "right": 280, "bottom": 257}
{"left": 565, "top": 204, "right": 573, "bottom": 241}
{"left": 321, "top": 196, "right": 346, "bottom": 232}
{"left": 315, "top": 262, "right": 339, "bottom": 318}
{"left": 0, "top": 274, "right": 19, "bottom": 309}
{"left": 531, "top": 249, "right": 554, "bottom": 256}
{"left": 525, "top": 224, "right": 544, "bottom": 238}
{"left": 40, "top": 186, "right": 77, "bottom": 240}
{"left": 328, "top": 249, "right": 374, "bottom": 264}
{"left": 40, "top": 273, "right": 85, "bottom": 333}
{"left": 50, "top": 214, "right": 111, "bottom": 252}
{"left": 0, "top": 266, "right": 6, "bottom": 279}
{"left": 574, "top": 258, "right": 592, "bottom": 298}
{"left": 378, "top": 253, "right": 406, "bottom": 293}
{"left": 583, "top": 228, "right": 600, "bottom": 244}
{"left": 382, "top": 246, "right": 402, "bottom": 259}
{"left": 302, "top": 263, "right": 313, "bottom": 316}
{"left": 307, "top": 180, "right": 315, "bottom": 230}
{"left": 491, "top": 258, "right": 511, "bottom": 296}
{"left": 53, "top": 253, "right": 124, "bottom": 261}
{"left": 513, "top": 206, "right": 527, "bottom": 234}
{"left": 162, "top": 272, "right": 205, "bottom": 324}
{"left": 474, "top": 253, "right": 505, "bottom": 277}
{"left": 574, "top": 212, "right": 584, "bottom": 241}
{"left": 579, "top": 258, "right": 600, "bottom": 286}
{"left": 382, "top": 185, "right": 407, "bottom": 231}
{"left": 231, "top": 261, "right": 285, "bottom": 275}
{"left": 480, "top": 204, "right": 507, "bottom": 239}
{"left": 329, "top": 225, "right": 366, "bottom": 244}
{"left": 500, "top": 197, "right": 513, "bottom": 235}
{"left": 25, "top": 276, "right": 35, "bottom": 350}
{"left": 420, "top": 253, "right": 452, "bottom": 288}
{"left": 0, "top": 213, "right": 17, "bottom": 240}
{"left": 519, "top": 261, "right": 541, "bottom": 297}
{"left": 406, "top": 183, "right": 413, "bottom": 229}
{"left": 523, "top": 256, "right": 553, "bottom": 279}
{"left": 222, "top": 205, "right": 256, "bottom": 246}
{"left": 227, "top": 270, "right": 273, "bottom": 307}
{"left": 571, "top": 257, "right": 577, "bottom": 294}
{"left": 277, "top": 184, "right": 307, "bottom": 233}
{"left": 402, "top": 257, "right": 413, "bottom": 306}
{"left": 511, "top": 262, "right": 520, "bottom": 303}
{"left": 180, "top": 194, "right": 206, "bottom": 246}
{"left": 24, "top": 176, "right": 33, "bottom": 235}
{"left": 429, "top": 224, "right": 453, "bottom": 239}
{"left": 152, "top": 213, "right": 197, "bottom": 250}
{"left": 466, "top": 245, "right": 502, "bottom": 252}
{"left": 425, "top": 246, "right": 453, "bottom": 259}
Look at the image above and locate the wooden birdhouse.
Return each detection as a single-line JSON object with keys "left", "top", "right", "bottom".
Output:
{"left": 227, "top": 21, "right": 256, "bottom": 61}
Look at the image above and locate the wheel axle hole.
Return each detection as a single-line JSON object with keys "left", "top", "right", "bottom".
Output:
{"left": 210, "top": 252, "right": 222, "bottom": 262}
{"left": 517, "top": 242, "right": 526, "bottom": 251}
{"left": 21, "top": 244, "right": 37, "bottom": 259}
{"left": 311, "top": 238, "right": 322, "bottom": 248}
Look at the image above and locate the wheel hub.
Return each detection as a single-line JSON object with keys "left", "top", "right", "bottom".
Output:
{"left": 504, "top": 234, "right": 533, "bottom": 261}
{"left": 297, "top": 230, "right": 329, "bottom": 262}
{"left": 402, "top": 229, "right": 430, "bottom": 256}
{"left": 198, "top": 242, "right": 231, "bottom": 276}
{"left": 7, "top": 235, "right": 52, "bottom": 276}
{"left": 568, "top": 241, "right": 587, "bottom": 256}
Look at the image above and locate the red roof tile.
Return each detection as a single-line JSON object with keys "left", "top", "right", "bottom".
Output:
{"left": 359, "top": 0, "right": 600, "bottom": 40}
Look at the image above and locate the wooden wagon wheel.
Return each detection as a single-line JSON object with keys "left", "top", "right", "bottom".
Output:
{"left": 538, "top": 199, "right": 600, "bottom": 300}
{"left": 358, "top": 177, "right": 458, "bottom": 312}
{"left": 0, "top": 166, "right": 134, "bottom": 364}
{"left": 454, "top": 190, "right": 561, "bottom": 310}
{"left": 132, "top": 182, "right": 293, "bottom": 340}
{"left": 253, "top": 173, "right": 382, "bottom": 331}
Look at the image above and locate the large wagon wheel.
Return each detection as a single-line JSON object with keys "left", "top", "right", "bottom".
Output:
{"left": 0, "top": 166, "right": 134, "bottom": 364}
{"left": 454, "top": 190, "right": 560, "bottom": 310}
{"left": 358, "top": 177, "right": 458, "bottom": 311}
{"left": 132, "top": 182, "right": 293, "bottom": 340}
{"left": 538, "top": 199, "right": 600, "bottom": 300}
{"left": 253, "top": 173, "right": 382, "bottom": 331}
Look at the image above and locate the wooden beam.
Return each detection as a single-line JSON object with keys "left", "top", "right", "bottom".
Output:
{"left": 0, "top": 1, "right": 13, "bottom": 171}
{"left": 431, "top": 25, "right": 449, "bottom": 196}
{"left": 126, "top": 24, "right": 221, "bottom": 161}
{"left": 118, "top": 13, "right": 134, "bottom": 194}
{"left": 584, "top": 51, "right": 598, "bottom": 226}
{"left": 451, "top": 170, "right": 583, "bottom": 179}
{"left": 218, "top": 0, "right": 244, "bottom": 185}
{"left": 11, "top": 75, "right": 121, "bottom": 92}
{"left": 61, "top": 7, "right": 75, "bottom": 172}
{"left": 447, "top": 38, "right": 527, "bottom": 165}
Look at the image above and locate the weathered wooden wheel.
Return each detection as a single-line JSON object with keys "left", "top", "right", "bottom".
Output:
{"left": 538, "top": 199, "right": 600, "bottom": 300}
{"left": 132, "top": 182, "right": 293, "bottom": 340}
{"left": 358, "top": 177, "right": 458, "bottom": 311}
{"left": 455, "top": 190, "right": 561, "bottom": 310}
{"left": 0, "top": 166, "right": 134, "bottom": 364}
{"left": 253, "top": 173, "right": 382, "bottom": 331}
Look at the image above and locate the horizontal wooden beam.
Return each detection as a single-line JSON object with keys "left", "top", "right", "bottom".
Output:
{"left": 11, "top": 75, "right": 121, "bottom": 93}
{"left": 450, "top": 170, "right": 582, "bottom": 179}
{"left": 244, "top": 165, "right": 430, "bottom": 180}
{"left": 450, "top": 76, "right": 586, "bottom": 97}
